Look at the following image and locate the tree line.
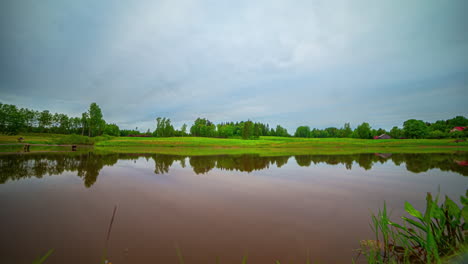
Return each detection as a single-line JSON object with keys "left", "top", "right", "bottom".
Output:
{"left": 296, "top": 117, "right": 468, "bottom": 139}
{"left": 150, "top": 117, "right": 290, "bottom": 139}
{"left": 1, "top": 102, "right": 466, "bottom": 139}
{"left": 150, "top": 116, "right": 467, "bottom": 139}
{"left": 0, "top": 102, "right": 119, "bottom": 137}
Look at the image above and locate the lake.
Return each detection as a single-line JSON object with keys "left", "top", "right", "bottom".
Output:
{"left": 1, "top": 152, "right": 467, "bottom": 263}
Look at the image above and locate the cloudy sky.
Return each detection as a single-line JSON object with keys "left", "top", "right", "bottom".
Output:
{"left": 1, "top": 0, "right": 467, "bottom": 132}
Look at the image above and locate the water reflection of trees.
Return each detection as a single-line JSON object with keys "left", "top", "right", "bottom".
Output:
{"left": 1, "top": 153, "right": 467, "bottom": 186}
{"left": 0, "top": 153, "right": 123, "bottom": 187}
{"left": 151, "top": 153, "right": 468, "bottom": 175}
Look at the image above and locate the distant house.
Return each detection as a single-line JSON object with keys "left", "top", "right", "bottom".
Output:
{"left": 450, "top": 127, "right": 466, "bottom": 133}
{"left": 455, "top": 160, "right": 468, "bottom": 166}
{"left": 374, "top": 134, "right": 391, "bottom": 139}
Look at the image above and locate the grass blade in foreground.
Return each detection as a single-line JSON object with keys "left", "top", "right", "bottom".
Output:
{"left": 358, "top": 190, "right": 468, "bottom": 263}
{"left": 32, "top": 249, "right": 53, "bottom": 264}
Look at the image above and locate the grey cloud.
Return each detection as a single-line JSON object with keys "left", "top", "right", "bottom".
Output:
{"left": 0, "top": 0, "right": 467, "bottom": 132}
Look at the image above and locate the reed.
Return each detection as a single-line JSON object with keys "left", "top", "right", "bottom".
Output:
{"left": 357, "top": 190, "right": 468, "bottom": 263}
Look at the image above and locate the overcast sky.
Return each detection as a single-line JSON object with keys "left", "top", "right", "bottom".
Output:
{"left": 1, "top": 0, "right": 467, "bottom": 132}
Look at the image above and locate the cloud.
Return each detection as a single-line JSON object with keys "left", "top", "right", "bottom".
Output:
{"left": 0, "top": 0, "right": 467, "bottom": 132}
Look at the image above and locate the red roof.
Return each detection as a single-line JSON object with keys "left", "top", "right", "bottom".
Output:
{"left": 452, "top": 127, "right": 466, "bottom": 131}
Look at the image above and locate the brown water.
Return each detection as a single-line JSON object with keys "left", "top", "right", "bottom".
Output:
{"left": 0, "top": 152, "right": 467, "bottom": 264}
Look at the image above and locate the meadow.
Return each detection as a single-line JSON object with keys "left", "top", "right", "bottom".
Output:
{"left": 1, "top": 133, "right": 467, "bottom": 155}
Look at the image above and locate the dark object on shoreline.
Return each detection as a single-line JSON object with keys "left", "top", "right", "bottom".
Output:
{"left": 454, "top": 139, "right": 466, "bottom": 143}
{"left": 17, "top": 137, "right": 24, "bottom": 142}
{"left": 23, "top": 144, "right": 30, "bottom": 152}
{"left": 72, "top": 145, "right": 77, "bottom": 151}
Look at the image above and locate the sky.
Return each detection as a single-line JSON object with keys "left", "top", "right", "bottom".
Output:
{"left": 1, "top": 0, "right": 467, "bottom": 132}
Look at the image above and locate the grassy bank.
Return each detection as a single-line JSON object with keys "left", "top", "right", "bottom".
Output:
{"left": 1, "top": 134, "right": 467, "bottom": 155}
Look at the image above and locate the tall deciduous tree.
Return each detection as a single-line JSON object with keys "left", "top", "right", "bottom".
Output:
{"left": 294, "top": 126, "right": 310, "bottom": 138}
{"left": 88, "top": 103, "right": 105, "bottom": 137}
{"left": 242, "top": 121, "right": 254, "bottom": 139}
{"left": 355, "top": 122, "right": 372, "bottom": 139}
{"left": 403, "top": 119, "right": 428, "bottom": 139}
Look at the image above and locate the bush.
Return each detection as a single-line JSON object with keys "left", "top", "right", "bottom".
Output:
{"left": 53, "top": 134, "right": 95, "bottom": 145}
{"left": 94, "top": 134, "right": 114, "bottom": 142}
{"left": 450, "top": 131, "right": 464, "bottom": 139}
{"left": 428, "top": 130, "right": 447, "bottom": 139}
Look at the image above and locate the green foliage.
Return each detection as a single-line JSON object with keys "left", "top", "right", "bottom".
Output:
{"left": 341, "top": 122, "right": 353, "bottom": 138}
{"left": 450, "top": 131, "right": 464, "bottom": 139}
{"left": 190, "top": 118, "right": 216, "bottom": 137}
{"left": 180, "top": 124, "right": 188, "bottom": 136}
{"left": 154, "top": 117, "right": 175, "bottom": 137}
{"left": 403, "top": 119, "right": 429, "bottom": 139}
{"left": 88, "top": 103, "right": 106, "bottom": 137}
{"left": 242, "top": 120, "right": 254, "bottom": 139}
{"left": 1, "top": 102, "right": 466, "bottom": 142}
{"left": 295, "top": 126, "right": 311, "bottom": 138}
{"left": 275, "top": 125, "right": 290, "bottom": 137}
{"left": 119, "top": 129, "right": 141, "bottom": 136}
{"left": 53, "top": 134, "right": 95, "bottom": 145}
{"left": 389, "top": 127, "right": 404, "bottom": 139}
{"left": 0, "top": 102, "right": 112, "bottom": 136}
{"left": 447, "top": 116, "right": 468, "bottom": 128}
{"left": 355, "top": 122, "right": 372, "bottom": 139}
{"left": 427, "top": 130, "right": 447, "bottom": 139}
{"left": 104, "top": 123, "right": 120, "bottom": 136}
{"left": 360, "top": 191, "right": 468, "bottom": 263}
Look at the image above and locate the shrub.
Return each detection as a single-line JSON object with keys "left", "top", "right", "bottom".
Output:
{"left": 53, "top": 134, "right": 95, "bottom": 145}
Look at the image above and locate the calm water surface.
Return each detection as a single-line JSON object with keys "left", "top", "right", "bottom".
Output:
{"left": 1, "top": 152, "right": 467, "bottom": 264}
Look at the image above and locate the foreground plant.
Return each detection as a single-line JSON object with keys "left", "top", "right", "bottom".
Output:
{"left": 358, "top": 190, "right": 468, "bottom": 263}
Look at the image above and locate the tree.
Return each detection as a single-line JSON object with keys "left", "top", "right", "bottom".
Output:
{"left": 430, "top": 120, "right": 448, "bottom": 133}
{"left": 427, "top": 130, "right": 446, "bottom": 139}
{"left": 0, "top": 104, "right": 25, "bottom": 134}
{"left": 447, "top": 116, "right": 468, "bottom": 127}
{"left": 190, "top": 118, "right": 215, "bottom": 137}
{"left": 340, "top": 123, "right": 353, "bottom": 138}
{"left": 403, "top": 119, "right": 428, "bottom": 139}
{"left": 275, "top": 125, "right": 289, "bottom": 137}
{"left": 242, "top": 121, "right": 254, "bottom": 139}
{"left": 38, "top": 110, "right": 53, "bottom": 132}
{"left": 294, "top": 126, "right": 310, "bottom": 138}
{"left": 154, "top": 117, "right": 175, "bottom": 137}
{"left": 180, "top": 124, "right": 187, "bottom": 136}
{"left": 355, "top": 122, "right": 372, "bottom": 139}
{"left": 88, "top": 103, "right": 105, "bottom": 137}
{"left": 81, "top": 112, "right": 89, "bottom": 136}
{"left": 253, "top": 123, "right": 260, "bottom": 139}
{"left": 104, "top": 123, "right": 120, "bottom": 136}
{"left": 325, "top": 127, "right": 339, "bottom": 138}
{"left": 389, "top": 126, "right": 404, "bottom": 139}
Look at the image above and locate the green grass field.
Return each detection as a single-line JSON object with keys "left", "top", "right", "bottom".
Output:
{"left": 1, "top": 133, "right": 467, "bottom": 155}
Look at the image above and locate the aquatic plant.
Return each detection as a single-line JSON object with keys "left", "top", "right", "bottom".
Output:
{"left": 358, "top": 190, "right": 468, "bottom": 263}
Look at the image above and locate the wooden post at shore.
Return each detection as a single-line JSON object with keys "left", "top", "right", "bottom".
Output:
{"left": 23, "top": 144, "right": 30, "bottom": 152}
{"left": 72, "top": 145, "right": 77, "bottom": 151}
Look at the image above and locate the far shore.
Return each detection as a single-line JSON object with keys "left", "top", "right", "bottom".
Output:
{"left": 1, "top": 133, "right": 467, "bottom": 156}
